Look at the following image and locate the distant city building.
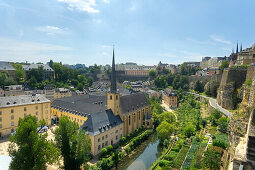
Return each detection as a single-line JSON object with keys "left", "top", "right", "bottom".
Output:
{"left": 236, "top": 43, "right": 255, "bottom": 65}
{"left": 0, "top": 61, "right": 16, "bottom": 79}
{"left": 163, "top": 88, "right": 178, "bottom": 108}
{"left": 22, "top": 64, "right": 54, "bottom": 80}
{"left": 0, "top": 94, "right": 51, "bottom": 137}
{"left": 54, "top": 88, "right": 72, "bottom": 99}
{"left": 183, "top": 62, "right": 200, "bottom": 67}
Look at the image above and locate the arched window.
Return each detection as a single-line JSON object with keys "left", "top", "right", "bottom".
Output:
{"left": 139, "top": 112, "right": 140, "bottom": 120}
{"left": 133, "top": 113, "right": 136, "bottom": 122}
{"left": 110, "top": 95, "right": 112, "bottom": 100}
{"left": 128, "top": 115, "right": 131, "bottom": 125}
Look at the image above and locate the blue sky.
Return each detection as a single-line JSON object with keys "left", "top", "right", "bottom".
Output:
{"left": 0, "top": 0, "right": 254, "bottom": 66}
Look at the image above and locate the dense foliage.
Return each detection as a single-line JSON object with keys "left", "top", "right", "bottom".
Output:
{"left": 8, "top": 115, "right": 59, "bottom": 170}
{"left": 54, "top": 116, "right": 91, "bottom": 170}
{"left": 156, "top": 121, "right": 175, "bottom": 142}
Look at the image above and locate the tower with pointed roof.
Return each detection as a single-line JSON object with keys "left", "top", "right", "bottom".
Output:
{"left": 236, "top": 41, "right": 239, "bottom": 54}
{"left": 107, "top": 48, "right": 120, "bottom": 116}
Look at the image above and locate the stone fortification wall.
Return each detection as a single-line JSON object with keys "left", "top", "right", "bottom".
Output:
{"left": 217, "top": 68, "right": 248, "bottom": 110}
{"left": 188, "top": 74, "right": 222, "bottom": 89}
{"left": 246, "top": 65, "right": 255, "bottom": 81}
{"left": 220, "top": 68, "right": 247, "bottom": 88}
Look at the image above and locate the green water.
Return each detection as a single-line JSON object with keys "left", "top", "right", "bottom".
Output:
{"left": 117, "top": 133, "right": 161, "bottom": 170}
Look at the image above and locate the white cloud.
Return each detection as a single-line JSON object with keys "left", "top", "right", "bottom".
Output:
{"left": 186, "top": 38, "right": 215, "bottom": 45}
{"left": 36, "top": 26, "right": 69, "bottom": 35}
{"left": 57, "top": 0, "right": 109, "bottom": 13}
{"left": 0, "top": 38, "right": 72, "bottom": 63}
{"left": 209, "top": 34, "right": 231, "bottom": 45}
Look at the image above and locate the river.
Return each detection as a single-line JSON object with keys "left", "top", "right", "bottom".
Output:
{"left": 117, "top": 133, "right": 162, "bottom": 170}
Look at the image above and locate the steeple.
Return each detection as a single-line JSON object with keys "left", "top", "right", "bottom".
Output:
{"left": 236, "top": 41, "right": 239, "bottom": 54}
{"left": 111, "top": 48, "right": 117, "bottom": 93}
{"left": 240, "top": 43, "right": 242, "bottom": 52}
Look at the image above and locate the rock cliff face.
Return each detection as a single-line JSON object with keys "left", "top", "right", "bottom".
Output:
{"left": 229, "top": 74, "right": 255, "bottom": 169}
{"left": 217, "top": 68, "right": 247, "bottom": 110}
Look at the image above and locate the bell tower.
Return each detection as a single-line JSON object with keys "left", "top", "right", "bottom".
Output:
{"left": 107, "top": 48, "right": 120, "bottom": 116}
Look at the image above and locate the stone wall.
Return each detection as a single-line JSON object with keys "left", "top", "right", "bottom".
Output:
{"left": 217, "top": 68, "right": 248, "bottom": 110}
{"left": 188, "top": 74, "right": 222, "bottom": 89}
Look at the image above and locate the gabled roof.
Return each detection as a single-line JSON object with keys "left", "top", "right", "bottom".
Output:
{"left": 22, "top": 64, "right": 54, "bottom": 71}
{"left": 119, "top": 92, "right": 149, "bottom": 114}
{"left": 0, "top": 61, "right": 15, "bottom": 71}
{"left": 51, "top": 95, "right": 107, "bottom": 115}
{"left": 81, "top": 109, "right": 123, "bottom": 136}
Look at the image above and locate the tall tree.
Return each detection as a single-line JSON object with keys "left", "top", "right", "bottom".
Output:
{"left": 220, "top": 60, "right": 229, "bottom": 72}
{"left": 194, "top": 80, "right": 204, "bottom": 93}
{"left": 54, "top": 116, "right": 91, "bottom": 170}
{"left": 156, "top": 121, "right": 175, "bottom": 142}
{"left": 8, "top": 115, "right": 59, "bottom": 170}
{"left": 149, "top": 69, "right": 157, "bottom": 80}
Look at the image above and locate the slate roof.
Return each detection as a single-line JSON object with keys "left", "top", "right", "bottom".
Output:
{"left": 22, "top": 64, "right": 54, "bottom": 71}
{"left": 164, "top": 88, "right": 177, "bottom": 96}
{"left": 0, "top": 61, "right": 15, "bottom": 71}
{"left": 51, "top": 95, "right": 107, "bottom": 115}
{"left": 81, "top": 109, "right": 123, "bottom": 136}
{"left": 119, "top": 92, "right": 149, "bottom": 114}
{"left": 0, "top": 94, "right": 50, "bottom": 108}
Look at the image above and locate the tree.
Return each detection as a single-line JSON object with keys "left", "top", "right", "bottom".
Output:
{"left": 49, "top": 60, "right": 53, "bottom": 68}
{"left": 183, "top": 124, "right": 195, "bottom": 138}
{"left": 77, "top": 83, "right": 84, "bottom": 91}
{"left": 202, "top": 149, "right": 221, "bottom": 170}
{"left": 0, "top": 71, "right": 16, "bottom": 87}
{"left": 220, "top": 60, "right": 229, "bottom": 72}
{"left": 54, "top": 116, "right": 91, "bottom": 170}
{"left": 194, "top": 80, "right": 204, "bottom": 93}
{"left": 155, "top": 75, "right": 168, "bottom": 88}
{"left": 149, "top": 69, "right": 157, "bottom": 80}
{"left": 8, "top": 115, "right": 59, "bottom": 170}
{"left": 156, "top": 121, "right": 175, "bottom": 142}
{"left": 158, "top": 111, "right": 176, "bottom": 124}
{"left": 218, "top": 117, "right": 229, "bottom": 133}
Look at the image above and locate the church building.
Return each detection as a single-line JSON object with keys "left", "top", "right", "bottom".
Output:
{"left": 51, "top": 49, "right": 152, "bottom": 155}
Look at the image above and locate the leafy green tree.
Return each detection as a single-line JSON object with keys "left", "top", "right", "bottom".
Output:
{"left": 54, "top": 116, "right": 91, "bottom": 170}
{"left": 202, "top": 149, "right": 221, "bottom": 170}
{"left": 149, "top": 69, "right": 157, "bottom": 80}
{"left": 220, "top": 60, "right": 229, "bottom": 72}
{"left": 49, "top": 60, "right": 53, "bottom": 68}
{"left": 0, "top": 72, "right": 16, "bottom": 87}
{"left": 155, "top": 75, "right": 168, "bottom": 88}
{"left": 183, "top": 124, "right": 195, "bottom": 138}
{"left": 194, "top": 80, "right": 204, "bottom": 93}
{"left": 27, "top": 76, "right": 38, "bottom": 89}
{"left": 156, "top": 121, "right": 175, "bottom": 142}
{"left": 77, "top": 83, "right": 84, "bottom": 91}
{"left": 8, "top": 115, "right": 59, "bottom": 170}
{"left": 158, "top": 111, "right": 176, "bottom": 124}
{"left": 218, "top": 117, "right": 229, "bottom": 133}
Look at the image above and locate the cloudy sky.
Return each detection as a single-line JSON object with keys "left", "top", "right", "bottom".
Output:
{"left": 0, "top": 0, "right": 254, "bottom": 66}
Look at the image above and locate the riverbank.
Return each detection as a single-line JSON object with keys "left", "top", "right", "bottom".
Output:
{"left": 117, "top": 133, "right": 161, "bottom": 170}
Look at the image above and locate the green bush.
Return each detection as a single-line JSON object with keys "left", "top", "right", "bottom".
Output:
{"left": 213, "top": 133, "right": 228, "bottom": 149}
{"left": 107, "top": 145, "right": 113, "bottom": 152}
{"left": 158, "top": 160, "right": 172, "bottom": 167}
{"left": 100, "top": 148, "right": 108, "bottom": 158}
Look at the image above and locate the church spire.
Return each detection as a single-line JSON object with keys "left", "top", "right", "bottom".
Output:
{"left": 111, "top": 48, "right": 117, "bottom": 93}
{"left": 236, "top": 41, "right": 239, "bottom": 54}
{"left": 240, "top": 43, "right": 242, "bottom": 52}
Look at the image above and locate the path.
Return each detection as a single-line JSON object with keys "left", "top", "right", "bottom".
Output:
{"left": 161, "top": 101, "right": 178, "bottom": 121}
{"left": 189, "top": 92, "right": 232, "bottom": 118}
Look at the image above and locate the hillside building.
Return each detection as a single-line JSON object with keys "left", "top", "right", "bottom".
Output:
{"left": 0, "top": 61, "right": 16, "bottom": 79}
{"left": 163, "top": 89, "right": 178, "bottom": 108}
{"left": 22, "top": 64, "right": 54, "bottom": 80}
{"left": 0, "top": 94, "right": 51, "bottom": 137}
